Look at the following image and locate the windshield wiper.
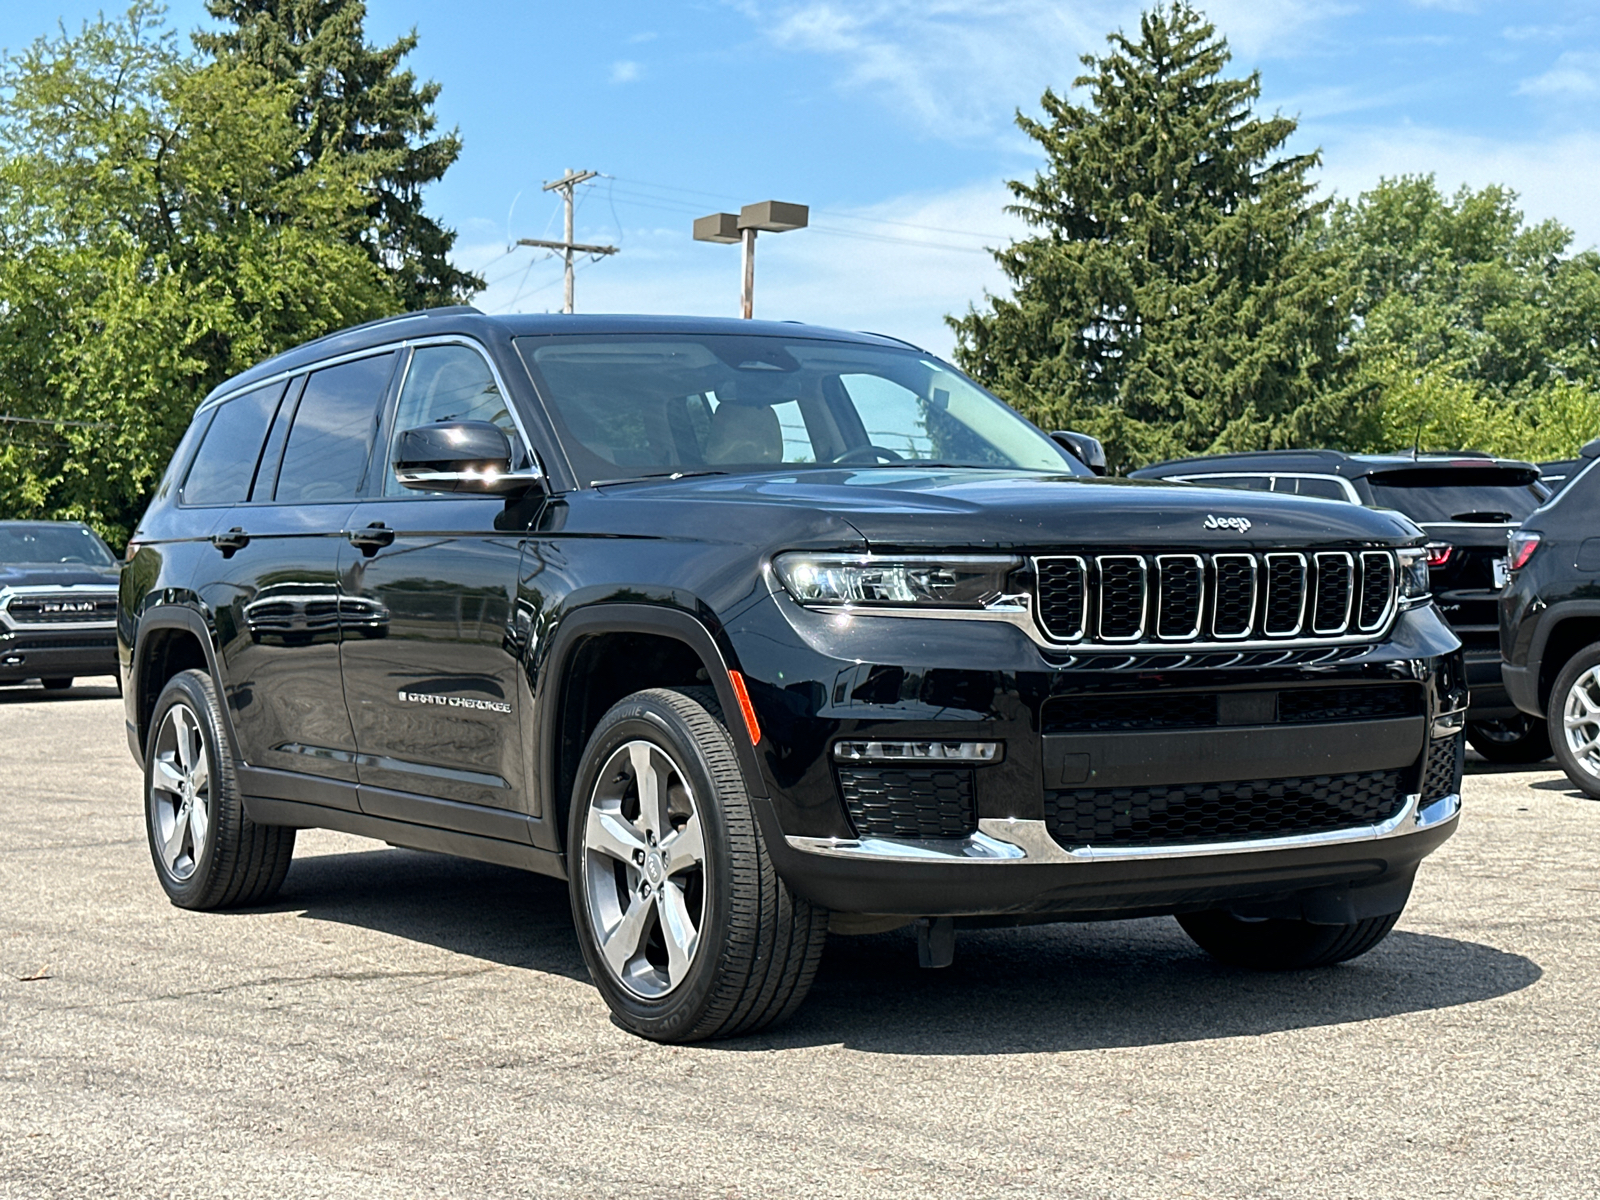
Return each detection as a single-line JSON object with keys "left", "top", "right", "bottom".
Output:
{"left": 590, "top": 470, "right": 729, "bottom": 488}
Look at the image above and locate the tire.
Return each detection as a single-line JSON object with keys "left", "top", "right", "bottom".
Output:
{"left": 1549, "top": 643, "right": 1600, "bottom": 800}
{"left": 567, "top": 686, "right": 828, "bottom": 1042}
{"left": 41, "top": 677, "right": 72, "bottom": 691}
{"left": 1466, "top": 715, "right": 1553, "bottom": 764}
{"left": 144, "top": 669, "right": 296, "bottom": 910}
{"left": 1177, "top": 909, "right": 1401, "bottom": 970}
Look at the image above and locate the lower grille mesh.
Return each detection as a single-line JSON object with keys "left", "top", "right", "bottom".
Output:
{"left": 1421, "top": 734, "right": 1463, "bottom": 802}
{"left": 1043, "top": 769, "right": 1408, "bottom": 848}
{"left": 838, "top": 766, "right": 977, "bottom": 840}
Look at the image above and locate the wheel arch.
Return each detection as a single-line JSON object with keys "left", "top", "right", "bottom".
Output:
{"left": 536, "top": 603, "right": 767, "bottom": 849}
{"left": 129, "top": 607, "right": 236, "bottom": 767}
{"left": 1532, "top": 604, "right": 1600, "bottom": 713}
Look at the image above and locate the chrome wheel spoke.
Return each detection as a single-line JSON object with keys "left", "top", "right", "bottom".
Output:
{"left": 657, "top": 882, "right": 699, "bottom": 986}
{"left": 663, "top": 811, "right": 705, "bottom": 877}
{"left": 628, "top": 742, "right": 670, "bottom": 843}
{"left": 153, "top": 757, "right": 185, "bottom": 795}
{"left": 160, "top": 803, "right": 190, "bottom": 870}
{"left": 186, "top": 791, "right": 209, "bottom": 857}
{"left": 599, "top": 894, "right": 654, "bottom": 979}
{"left": 587, "top": 804, "right": 647, "bottom": 864}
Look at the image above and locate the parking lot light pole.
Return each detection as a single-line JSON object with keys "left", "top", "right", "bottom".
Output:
{"left": 693, "top": 201, "right": 808, "bottom": 318}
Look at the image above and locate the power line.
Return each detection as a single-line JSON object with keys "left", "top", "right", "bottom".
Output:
{"left": 528, "top": 169, "right": 618, "bottom": 313}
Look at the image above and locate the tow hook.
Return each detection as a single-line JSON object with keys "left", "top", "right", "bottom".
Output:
{"left": 916, "top": 916, "right": 955, "bottom": 969}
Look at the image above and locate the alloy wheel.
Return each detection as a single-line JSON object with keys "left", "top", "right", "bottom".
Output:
{"left": 581, "top": 739, "right": 708, "bottom": 999}
{"left": 149, "top": 703, "right": 212, "bottom": 882}
{"left": 1563, "top": 666, "right": 1600, "bottom": 779}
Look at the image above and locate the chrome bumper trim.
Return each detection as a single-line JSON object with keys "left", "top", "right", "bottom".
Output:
{"left": 785, "top": 792, "right": 1461, "bottom": 865}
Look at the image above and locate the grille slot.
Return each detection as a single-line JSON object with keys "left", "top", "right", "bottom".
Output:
{"left": 1042, "top": 683, "right": 1423, "bottom": 733}
{"left": 1043, "top": 692, "right": 1219, "bottom": 733}
{"left": 1035, "top": 556, "right": 1087, "bottom": 642}
{"left": 837, "top": 766, "right": 977, "bottom": 840}
{"left": 1311, "top": 552, "right": 1354, "bottom": 635}
{"left": 1096, "top": 556, "right": 1147, "bottom": 641}
{"left": 1358, "top": 552, "right": 1395, "bottom": 632}
{"left": 1156, "top": 555, "right": 1204, "bottom": 640}
{"left": 1277, "top": 684, "right": 1422, "bottom": 724}
{"left": 1043, "top": 769, "right": 1408, "bottom": 849}
{"left": 1262, "top": 553, "right": 1307, "bottom": 636}
{"left": 1030, "top": 549, "right": 1398, "bottom": 648}
{"left": 1420, "top": 734, "right": 1463, "bottom": 802}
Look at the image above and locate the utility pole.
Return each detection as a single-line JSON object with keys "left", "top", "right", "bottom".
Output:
{"left": 693, "top": 201, "right": 808, "bottom": 318}
{"left": 516, "top": 169, "right": 617, "bottom": 313}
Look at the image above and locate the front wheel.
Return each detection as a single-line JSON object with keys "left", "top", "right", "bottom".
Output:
{"left": 1550, "top": 644, "right": 1600, "bottom": 800}
{"left": 568, "top": 686, "right": 828, "bottom": 1042}
{"left": 1466, "top": 715, "right": 1552, "bottom": 764}
{"left": 1177, "top": 909, "right": 1400, "bottom": 970}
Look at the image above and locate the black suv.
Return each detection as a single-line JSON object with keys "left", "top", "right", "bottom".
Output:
{"left": 1501, "top": 439, "right": 1600, "bottom": 796}
{"left": 1132, "top": 450, "right": 1551, "bottom": 762}
{"left": 1, "top": 520, "right": 121, "bottom": 691}
{"left": 121, "top": 310, "right": 1463, "bottom": 1041}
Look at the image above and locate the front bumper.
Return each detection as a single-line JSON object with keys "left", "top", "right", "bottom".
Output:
{"left": 0, "top": 627, "right": 119, "bottom": 682}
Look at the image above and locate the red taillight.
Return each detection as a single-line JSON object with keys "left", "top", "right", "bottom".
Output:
{"left": 1509, "top": 531, "right": 1541, "bottom": 571}
{"left": 1425, "top": 542, "right": 1453, "bottom": 567}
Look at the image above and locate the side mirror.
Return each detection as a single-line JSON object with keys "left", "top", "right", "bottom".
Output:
{"left": 1051, "top": 430, "right": 1108, "bottom": 476}
{"left": 393, "top": 420, "right": 543, "bottom": 495}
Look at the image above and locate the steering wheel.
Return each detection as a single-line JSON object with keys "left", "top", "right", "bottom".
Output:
{"left": 829, "top": 444, "right": 905, "bottom": 465}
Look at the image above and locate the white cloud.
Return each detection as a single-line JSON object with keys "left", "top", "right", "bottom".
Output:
{"left": 458, "top": 180, "right": 1027, "bottom": 358}
{"left": 610, "top": 59, "right": 642, "bottom": 84}
{"left": 731, "top": 1, "right": 1351, "bottom": 143}
{"left": 1315, "top": 125, "right": 1600, "bottom": 250}
{"left": 1518, "top": 51, "right": 1600, "bottom": 98}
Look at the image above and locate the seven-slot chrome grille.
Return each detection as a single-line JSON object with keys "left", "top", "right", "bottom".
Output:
{"left": 1033, "top": 550, "right": 1397, "bottom": 647}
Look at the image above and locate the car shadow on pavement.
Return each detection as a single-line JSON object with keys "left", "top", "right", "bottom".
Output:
{"left": 256, "top": 846, "right": 590, "bottom": 983}
{"left": 757, "top": 919, "right": 1542, "bottom": 1055}
{"left": 249, "top": 846, "right": 1541, "bottom": 1055}
{"left": 0, "top": 681, "right": 120, "bottom": 704}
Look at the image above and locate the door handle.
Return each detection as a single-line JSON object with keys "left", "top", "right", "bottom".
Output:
{"left": 211, "top": 527, "right": 250, "bottom": 557}
{"left": 347, "top": 522, "right": 396, "bottom": 557}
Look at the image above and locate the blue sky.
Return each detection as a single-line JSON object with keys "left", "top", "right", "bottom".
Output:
{"left": 6, "top": 2, "right": 1600, "bottom": 355}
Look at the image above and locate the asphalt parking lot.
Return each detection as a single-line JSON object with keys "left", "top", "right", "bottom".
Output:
{"left": 3, "top": 685, "right": 1598, "bottom": 1199}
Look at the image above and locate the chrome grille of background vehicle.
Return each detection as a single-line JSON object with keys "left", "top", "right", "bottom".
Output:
{"left": 1, "top": 593, "right": 118, "bottom": 625}
{"left": 1032, "top": 550, "right": 1397, "bottom": 646}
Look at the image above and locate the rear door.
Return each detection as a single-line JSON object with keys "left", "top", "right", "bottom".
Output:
{"left": 336, "top": 341, "right": 537, "bottom": 840}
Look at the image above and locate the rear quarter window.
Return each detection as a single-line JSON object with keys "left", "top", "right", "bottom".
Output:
{"left": 180, "top": 381, "right": 286, "bottom": 506}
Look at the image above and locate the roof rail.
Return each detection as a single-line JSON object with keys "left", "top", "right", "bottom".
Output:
{"left": 856, "top": 330, "right": 926, "bottom": 352}
{"left": 289, "top": 304, "right": 483, "bottom": 355}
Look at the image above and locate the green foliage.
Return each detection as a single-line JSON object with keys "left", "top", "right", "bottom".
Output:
{"left": 0, "top": 3, "right": 398, "bottom": 545}
{"left": 197, "top": 0, "right": 480, "bottom": 308}
{"left": 1327, "top": 175, "right": 1600, "bottom": 461}
{"left": 949, "top": 4, "right": 1364, "bottom": 473}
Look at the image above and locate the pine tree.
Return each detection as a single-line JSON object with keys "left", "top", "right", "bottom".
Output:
{"left": 949, "top": 5, "right": 1363, "bottom": 471}
{"left": 197, "top": 0, "right": 480, "bottom": 308}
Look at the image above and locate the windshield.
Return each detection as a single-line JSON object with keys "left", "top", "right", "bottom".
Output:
{"left": 512, "top": 333, "right": 1081, "bottom": 484}
{"left": 0, "top": 523, "right": 117, "bottom": 567}
{"left": 1366, "top": 467, "right": 1547, "bottom": 524}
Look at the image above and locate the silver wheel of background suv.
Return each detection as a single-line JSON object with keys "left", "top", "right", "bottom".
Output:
{"left": 1561, "top": 665, "right": 1600, "bottom": 779}
{"left": 149, "top": 702, "right": 212, "bottom": 882}
{"left": 580, "top": 739, "right": 708, "bottom": 1000}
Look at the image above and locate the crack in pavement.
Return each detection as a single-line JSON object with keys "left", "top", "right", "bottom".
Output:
{"left": 33, "top": 964, "right": 502, "bottom": 1011}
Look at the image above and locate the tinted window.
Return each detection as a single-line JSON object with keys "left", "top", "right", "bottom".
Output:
{"left": 1367, "top": 467, "right": 1546, "bottom": 523}
{"left": 385, "top": 345, "right": 521, "bottom": 496}
{"left": 1187, "top": 474, "right": 1271, "bottom": 491}
{"left": 181, "top": 382, "right": 285, "bottom": 506}
{"left": 0, "top": 523, "right": 116, "bottom": 567}
{"left": 1268, "top": 475, "right": 1349, "bottom": 501}
{"left": 515, "top": 334, "right": 1078, "bottom": 484}
{"left": 274, "top": 354, "right": 396, "bottom": 504}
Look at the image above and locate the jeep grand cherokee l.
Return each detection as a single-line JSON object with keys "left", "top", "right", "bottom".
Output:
{"left": 121, "top": 309, "right": 1464, "bottom": 1042}
{"left": 1132, "top": 449, "right": 1550, "bottom": 762}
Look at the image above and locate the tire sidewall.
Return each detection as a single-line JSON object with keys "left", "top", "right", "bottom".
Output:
{"left": 567, "top": 694, "right": 740, "bottom": 1039}
{"left": 144, "top": 670, "right": 231, "bottom": 907}
{"left": 1549, "top": 644, "right": 1600, "bottom": 799}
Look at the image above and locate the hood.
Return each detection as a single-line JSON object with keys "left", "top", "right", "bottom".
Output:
{"left": 589, "top": 468, "right": 1423, "bottom": 551}
{"left": 0, "top": 563, "right": 122, "bottom": 590}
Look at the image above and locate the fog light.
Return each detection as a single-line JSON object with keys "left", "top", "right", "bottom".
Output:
{"left": 833, "top": 740, "right": 1000, "bottom": 763}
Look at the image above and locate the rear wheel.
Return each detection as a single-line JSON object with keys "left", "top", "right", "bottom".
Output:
{"left": 144, "top": 669, "right": 296, "bottom": 909}
{"left": 1466, "top": 715, "right": 1553, "bottom": 764}
{"left": 41, "top": 677, "right": 72, "bottom": 691}
{"left": 568, "top": 686, "right": 828, "bottom": 1042}
{"left": 1177, "top": 909, "right": 1400, "bottom": 970}
{"left": 1550, "top": 644, "right": 1600, "bottom": 800}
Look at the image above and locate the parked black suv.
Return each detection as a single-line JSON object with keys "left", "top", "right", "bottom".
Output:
{"left": 1501, "top": 439, "right": 1600, "bottom": 797}
{"left": 1, "top": 520, "right": 121, "bottom": 690}
{"left": 1132, "top": 450, "right": 1551, "bottom": 762}
{"left": 121, "top": 310, "right": 1464, "bottom": 1041}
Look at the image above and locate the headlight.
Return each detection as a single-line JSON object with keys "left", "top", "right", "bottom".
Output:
{"left": 1396, "top": 547, "right": 1432, "bottom": 607}
{"left": 772, "top": 553, "right": 1021, "bottom": 608}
